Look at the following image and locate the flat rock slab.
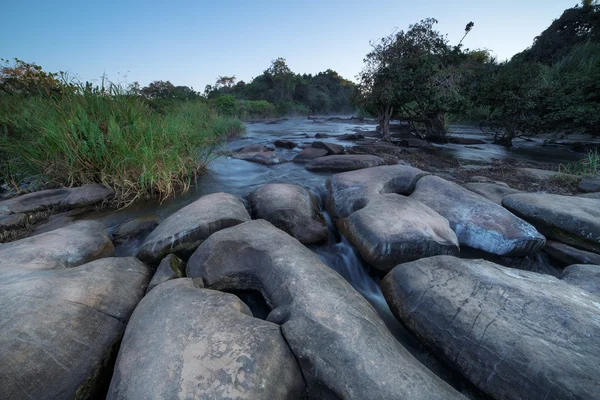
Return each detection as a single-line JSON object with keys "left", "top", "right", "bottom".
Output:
{"left": 411, "top": 176, "right": 545, "bottom": 256}
{"left": 186, "top": 220, "right": 464, "bottom": 400}
{"left": 341, "top": 194, "right": 459, "bottom": 271}
{"left": 561, "top": 264, "right": 600, "bottom": 296}
{"left": 0, "top": 257, "right": 151, "bottom": 399}
{"left": 136, "top": 192, "right": 250, "bottom": 264}
{"left": 246, "top": 183, "right": 328, "bottom": 244}
{"left": 0, "top": 220, "right": 114, "bottom": 277}
{"left": 311, "top": 141, "right": 344, "bottom": 155}
{"left": 327, "top": 165, "right": 428, "bottom": 219}
{"left": 382, "top": 255, "right": 600, "bottom": 400}
{"left": 305, "top": 154, "right": 385, "bottom": 172}
{"left": 292, "top": 147, "right": 329, "bottom": 163}
{"left": 543, "top": 240, "right": 600, "bottom": 267}
{"left": 232, "top": 151, "right": 286, "bottom": 165}
{"left": 108, "top": 279, "right": 305, "bottom": 399}
{"left": 503, "top": 193, "right": 600, "bottom": 254}
{"left": 0, "top": 187, "right": 72, "bottom": 215}
{"left": 463, "top": 182, "right": 521, "bottom": 205}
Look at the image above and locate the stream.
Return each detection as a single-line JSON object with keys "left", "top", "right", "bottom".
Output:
{"left": 56, "top": 117, "right": 594, "bottom": 397}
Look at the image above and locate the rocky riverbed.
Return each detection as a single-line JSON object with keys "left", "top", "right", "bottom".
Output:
{"left": 1, "top": 117, "right": 599, "bottom": 399}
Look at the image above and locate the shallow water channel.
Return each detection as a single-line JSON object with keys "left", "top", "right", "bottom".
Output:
{"left": 67, "top": 117, "right": 592, "bottom": 397}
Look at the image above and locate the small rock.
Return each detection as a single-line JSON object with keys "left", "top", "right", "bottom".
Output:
{"left": 136, "top": 192, "right": 250, "bottom": 264}
{"left": 113, "top": 216, "right": 159, "bottom": 243}
{"left": 578, "top": 176, "right": 600, "bottom": 193}
{"left": 293, "top": 148, "right": 329, "bottom": 163}
{"left": 315, "top": 133, "right": 330, "bottom": 138}
{"left": 463, "top": 182, "right": 521, "bottom": 205}
{"left": 246, "top": 183, "right": 328, "bottom": 244}
{"left": 236, "top": 145, "right": 274, "bottom": 152}
{"left": 273, "top": 139, "right": 296, "bottom": 149}
{"left": 503, "top": 193, "right": 600, "bottom": 254}
{"left": 61, "top": 184, "right": 114, "bottom": 208}
{"left": 232, "top": 151, "right": 287, "bottom": 166}
{"left": 311, "top": 141, "right": 344, "bottom": 155}
{"left": 305, "top": 154, "right": 385, "bottom": 172}
{"left": 543, "top": 240, "right": 600, "bottom": 267}
{"left": 146, "top": 254, "right": 186, "bottom": 293}
{"left": 338, "top": 133, "right": 364, "bottom": 141}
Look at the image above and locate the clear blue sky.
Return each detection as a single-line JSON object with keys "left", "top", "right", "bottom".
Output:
{"left": 1, "top": 0, "right": 575, "bottom": 91}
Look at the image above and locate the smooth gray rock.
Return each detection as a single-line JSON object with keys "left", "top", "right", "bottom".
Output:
{"left": 412, "top": 176, "right": 545, "bottom": 256}
{"left": 561, "top": 264, "right": 600, "bottom": 296}
{"left": 311, "top": 141, "right": 344, "bottom": 155}
{"left": 463, "top": 182, "right": 521, "bottom": 205}
{"left": 0, "top": 221, "right": 114, "bottom": 277}
{"left": 0, "top": 213, "right": 26, "bottom": 229}
{"left": 246, "top": 183, "right": 327, "bottom": 244}
{"left": 146, "top": 254, "right": 186, "bottom": 293}
{"left": 543, "top": 240, "right": 600, "bottom": 267}
{"left": 186, "top": 220, "right": 464, "bottom": 400}
{"left": 61, "top": 184, "right": 114, "bottom": 207}
{"left": 136, "top": 192, "right": 250, "bottom": 264}
{"left": 113, "top": 216, "right": 159, "bottom": 243}
{"left": 292, "top": 148, "right": 329, "bottom": 163}
{"left": 108, "top": 279, "right": 305, "bottom": 399}
{"left": 503, "top": 193, "right": 600, "bottom": 254}
{"left": 382, "top": 255, "right": 600, "bottom": 400}
{"left": 578, "top": 176, "right": 600, "bottom": 193}
{"left": 0, "top": 187, "right": 72, "bottom": 215}
{"left": 516, "top": 167, "right": 563, "bottom": 181}
{"left": 305, "top": 154, "right": 385, "bottom": 172}
{"left": 273, "top": 139, "right": 296, "bottom": 148}
{"left": 340, "top": 194, "right": 459, "bottom": 271}
{"left": 232, "top": 151, "right": 286, "bottom": 165}
{"left": 0, "top": 257, "right": 151, "bottom": 399}
{"left": 327, "top": 165, "right": 428, "bottom": 220}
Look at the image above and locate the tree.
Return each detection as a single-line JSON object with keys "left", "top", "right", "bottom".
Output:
{"left": 140, "top": 80, "right": 198, "bottom": 100}
{"left": 0, "top": 58, "right": 70, "bottom": 97}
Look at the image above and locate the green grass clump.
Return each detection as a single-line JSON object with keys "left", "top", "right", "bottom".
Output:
{"left": 0, "top": 84, "right": 245, "bottom": 205}
{"left": 559, "top": 149, "right": 600, "bottom": 177}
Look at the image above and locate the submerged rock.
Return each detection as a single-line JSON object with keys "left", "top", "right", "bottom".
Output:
{"left": 146, "top": 254, "right": 186, "bottom": 293}
{"left": 0, "top": 257, "right": 151, "bottom": 399}
{"left": 232, "top": 151, "right": 287, "bottom": 166}
{"left": 411, "top": 176, "right": 545, "bottom": 256}
{"left": 0, "top": 220, "right": 114, "bottom": 277}
{"left": 292, "top": 147, "right": 328, "bottom": 163}
{"left": 136, "top": 192, "right": 250, "bottom": 264}
{"left": 311, "top": 141, "right": 344, "bottom": 155}
{"left": 463, "top": 182, "right": 521, "bottom": 205}
{"left": 382, "top": 255, "right": 600, "bottom": 400}
{"left": 327, "top": 164, "right": 428, "bottom": 220}
{"left": 305, "top": 154, "right": 385, "bottom": 172}
{"left": 108, "top": 279, "right": 305, "bottom": 399}
{"left": 340, "top": 194, "right": 459, "bottom": 271}
{"left": 503, "top": 193, "right": 600, "bottom": 254}
{"left": 543, "top": 240, "right": 600, "bottom": 267}
{"left": 186, "top": 220, "right": 464, "bottom": 400}
{"left": 246, "top": 183, "right": 328, "bottom": 244}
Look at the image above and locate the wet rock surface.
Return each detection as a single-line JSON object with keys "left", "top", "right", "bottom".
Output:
{"left": 305, "top": 154, "right": 385, "bottom": 172}
{"left": 382, "top": 255, "right": 600, "bottom": 400}
{"left": 0, "top": 257, "right": 151, "bottom": 399}
{"left": 246, "top": 183, "right": 327, "bottom": 244}
{"left": 327, "top": 164, "right": 428, "bottom": 219}
{"left": 411, "top": 176, "right": 546, "bottom": 256}
{"left": 136, "top": 192, "right": 250, "bottom": 264}
{"left": 503, "top": 193, "right": 600, "bottom": 254}
{"left": 186, "top": 220, "right": 464, "bottom": 400}
{"left": 108, "top": 279, "right": 305, "bottom": 399}
{"left": 340, "top": 194, "right": 459, "bottom": 271}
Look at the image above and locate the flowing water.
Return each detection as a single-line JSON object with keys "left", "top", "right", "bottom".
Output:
{"left": 66, "top": 117, "right": 594, "bottom": 396}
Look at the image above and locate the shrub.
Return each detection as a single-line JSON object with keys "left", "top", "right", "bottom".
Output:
{"left": 213, "top": 95, "right": 238, "bottom": 116}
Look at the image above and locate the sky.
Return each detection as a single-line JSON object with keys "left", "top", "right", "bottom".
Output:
{"left": 1, "top": 0, "right": 577, "bottom": 91}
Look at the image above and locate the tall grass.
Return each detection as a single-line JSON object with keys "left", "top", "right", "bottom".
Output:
{"left": 0, "top": 84, "right": 245, "bottom": 204}
{"left": 559, "top": 149, "right": 600, "bottom": 176}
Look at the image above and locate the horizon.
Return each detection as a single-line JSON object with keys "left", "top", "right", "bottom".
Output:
{"left": 2, "top": 0, "right": 576, "bottom": 90}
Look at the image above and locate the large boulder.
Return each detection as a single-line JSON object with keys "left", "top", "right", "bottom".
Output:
{"left": 246, "top": 183, "right": 328, "bottom": 244}
{"left": 560, "top": 264, "right": 600, "bottom": 295}
{"left": 463, "top": 182, "right": 521, "bottom": 205}
{"left": 292, "top": 147, "right": 329, "bottom": 163}
{"left": 305, "top": 154, "right": 385, "bottom": 172}
{"left": 0, "top": 220, "right": 114, "bottom": 277}
{"left": 411, "top": 176, "right": 545, "bottom": 256}
{"left": 108, "top": 279, "right": 305, "bottom": 399}
{"left": 136, "top": 192, "right": 250, "bottom": 264}
{"left": 311, "top": 141, "right": 344, "bottom": 155}
{"left": 382, "top": 255, "right": 600, "bottom": 400}
{"left": 0, "top": 187, "right": 72, "bottom": 215}
{"left": 543, "top": 240, "right": 600, "bottom": 267}
{"left": 327, "top": 165, "right": 428, "bottom": 220}
{"left": 186, "top": 220, "right": 464, "bottom": 400}
{"left": 0, "top": 257, "right": 151, "bottom": 399}
{"left": 340, "top": 194, "right": 459, "bottom": 271}
{"left": 503, "top": 193, "right": 600, "bottom": 254}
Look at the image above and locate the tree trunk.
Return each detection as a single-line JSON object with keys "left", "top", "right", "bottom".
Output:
{"left": 380, "top": 105, "right": 394, "bottom": 142}
{"left": 424, "top": 111, "right": 447, "bottom": 142}
{"left": 493, "top": 131, "right": 514, "bottom": 148}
